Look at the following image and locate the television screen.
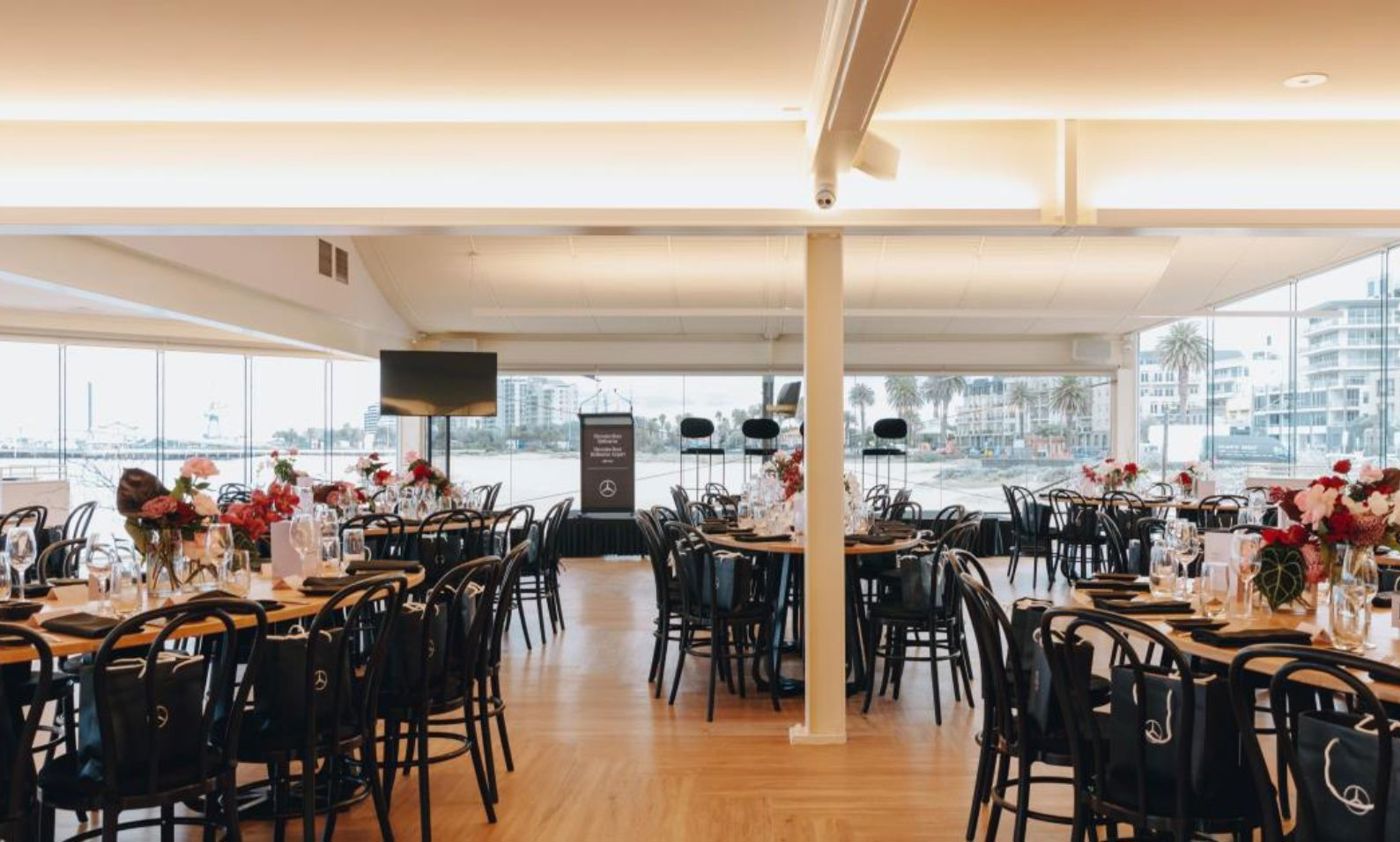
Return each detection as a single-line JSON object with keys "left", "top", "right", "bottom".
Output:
{"left": 379, "top": 350, "right": 498, "bottom": 417}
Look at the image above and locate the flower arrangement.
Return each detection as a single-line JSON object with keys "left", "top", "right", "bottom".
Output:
{"left": 267, "top": 448, "right": 307, "bottom": 485}
{"left": 768, "top": 449, "right": 804, "bottom": 500}
{"left": 348, "top": 452, "right": 390, "bottom": 486}
{"left": 115, "top": 458, "right": 221, "bottom": 593}
{"left": 1080, "top": 458, "right": 1140, "bottom": 493}
{"left": 1176, "top": 461, "right": 1211, "bottom": 495}
{"left": 220, "top": 482, "right": 299, "bottom": 552}
{"left": 1266, "top": 459, "right": 1400, "bottom": 586}
{"left": 401, "top": 451, "right": 453, "bottom": 498}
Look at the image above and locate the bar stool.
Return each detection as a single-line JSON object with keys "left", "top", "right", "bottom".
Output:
{"left": 679, "top": 417, "right": 725, "bottom": 498}
{"left": 740, "top": 418, "right": 779, "bottom": 477}
{"left": 861, "top": 418, "right": 907, "bottom": 492}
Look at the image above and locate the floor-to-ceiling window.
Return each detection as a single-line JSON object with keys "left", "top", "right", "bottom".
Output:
{"left": 162, "top": 350, "right": 248, "bottom": 488}
{"left": 1140, "top": 245, "right": 1400, "bottom": 487}
{"left": 64, "top": 345, "right": 159, "bottom": 531}
{"left": 250, "top": 356, "right": 328, "bottom": 482}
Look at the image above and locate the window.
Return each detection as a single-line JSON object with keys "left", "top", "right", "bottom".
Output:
{"left": 65, "top": 345, "right": 159, "bottom": 530}
{"left": 162, "top": 351, "right": 248, "bottom": 489}
{"left": 250, "top": 356, "right": 328, "bottom": 482}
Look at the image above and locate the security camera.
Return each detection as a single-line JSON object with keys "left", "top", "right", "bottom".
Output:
{"left": 814, "top": 183, "right": 836, "bottom": 210}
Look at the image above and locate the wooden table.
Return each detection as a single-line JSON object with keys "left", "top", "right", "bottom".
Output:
{"left": 0, "top": 568, "right": 424, "bottom": 665}
{"left": 1038, "top": 493, "right": 1235, "bottom": 512}
{"left": 1065, "top": 583, "right": 1400, "bottom": 703}
{"left": 703, "top": 531, "right": 921, "bottom": 696}
{"left": 361, "top": 516, "right": 488, "bottom": 538}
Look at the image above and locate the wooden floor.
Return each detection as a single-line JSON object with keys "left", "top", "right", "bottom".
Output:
{"left": 57, "top": 554, "right": 1077, "bottom": 841}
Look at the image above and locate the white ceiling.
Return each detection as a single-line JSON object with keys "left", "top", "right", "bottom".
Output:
{"left": 0, "top": 0, "right": 825, "bottom": 121}
{"left": 880, "top": 0, "right": 1400, "bottom": 119}
{"left": 355, "top": 234, "right": 1388, "bottom": 339}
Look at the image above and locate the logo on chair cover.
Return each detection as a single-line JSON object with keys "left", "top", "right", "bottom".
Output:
{"left": 314, "top": 670, "right": 329, "bottom": 692}
{"left": 1131, "top": 684, "right": 1174, "bottom": 745}
{"left": 1324, "top": 738, "right": 1374, "bottom": 816}
{"left": 599, "top": 479, "right": 618, "bottom": 499}
{"left": 155, "top": 705, "right": 170, "bottom": 729}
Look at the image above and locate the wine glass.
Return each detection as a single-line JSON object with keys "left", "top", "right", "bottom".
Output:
{"left": 1169, "top": 521, "right": 1199, "bottom": 597}
{"left": 289, "top": 512, "right": 318, "bottom": 577}
{"left": 1148, "top": 544, "right": 1176, "bottom": 598}
{"left": 1232, "top": 531, "right": 1262, "bottom": 617}
{"left": 6, "top": 527, "right": 36, "bottom": 600}
{"left": 0, "top": 552, "right": 10, "bottom": 602}
{"left": 204, "top": 523, "right": 234, "bottom": 591}
{"left": 84, "top": 540, "right": 115, "bottom": 614}
{"left": 1199, "top": 563, "right": 1230, "bottom": 619}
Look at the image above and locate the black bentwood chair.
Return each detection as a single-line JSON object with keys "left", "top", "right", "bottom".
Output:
{"left": 665, "top": 522, "right": 775, "bottom": 722}
{"left": 473, "top": 537, "right": 534, "bottom": 803}
{"left": 412, "top": 508, "right": 486, "bottom": 585}
{"left": 379, "top": 557, "right": 500, "bottom": 833}
{"left": 636, "top": 510, "right": 684, "bottom": 697}
{"left": 37, "top": 599, "right": 269, "bottom": 842}
{"left": 1231, "top": 645, "right": 1400, "bottom": 842}
{"left": 514, "top": 498, "right": 571, "bottom": 645}
{"left": 0, "top": 624, "right": 52, "bottom": 842}
{"left": 340, "top": 512, "right": 407, "bottom": 562}
{"left": 59, "top": 503, "right": 96, "bottom": 544}
{"left": 1042, "top": 607, "right": 1259, "bottom": 842}
{"left": 235, "top": 574, "right": 405, "bottom": 842}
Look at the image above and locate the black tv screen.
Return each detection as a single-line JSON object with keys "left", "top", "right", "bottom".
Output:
{"left": 379, "top": 350, "right": 498, "bottom": 417}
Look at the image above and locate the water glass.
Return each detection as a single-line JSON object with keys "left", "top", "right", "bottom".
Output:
{"left": 289, "top": 512, "right": 319, "bottom": 576}
{"left": 342, "top": 528, "right": 367, "bottom": 565}
{"left": 203, "top": 523, "right": 234, "bottom": 592}
{"left": 111, "top": 548, "right": 144, "bottom": 617}
{"left": 1329, "top": 581, "right": 1369, "bottom": 652}
{"left": 1199, "top": 563, "right": 1230, "bottom": 619}
{"left": 1232, "top": 532, "right": 1262, "bottom": 616}
{"left": 320, "top": 533, "right": 342, "bottom": 574}
{"left": 0, "top": 552, "right": 11, "bottom": 602}
{"left": 1148, "top": 544, "right": 1177, "bottom": 598}
{"left": 226, "top": 549, "right": 253, "bottom": 597}
{"left": 85, "top": 543, "right": 115, "bottom": 614}
{"left": 6, "top": 527, "right": 36, "bottom": 600}
{"left": 1344, "top": 545, "right": 1380, "bottom": 648}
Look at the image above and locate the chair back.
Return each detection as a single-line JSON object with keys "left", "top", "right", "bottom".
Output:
{"left": 670, "top": 486, "right": 694, "bottom": 524}
{"left": 887, "top": 500, "right": 923, "bottom": 525}
{"left": 483, "top": 482, "right": 504, "bottom": 513}
{"left": 929, "top": 504, "right": 966, "bottom": 538}
{"left": 1145, "top": 481, "right": 1175, "bottom": 498}
{"left": 1047, "top": 489, "right": 1092, "bottom": 541}
{"left": 84, "top": 599, "right": 268, "bottom": 798}
{"left": 892, "top": 487, "right": 913, "bottom": 505}
{"left": 1042, "top": 607, "right": 1223, "bottom": 835}
{"left": 664, "top": 521, "right": 741, "bottom": 620}
{"left": 0, "top": 624, "right": 51, "bottom": 825}
{"left": 0, "top": 506, "right": 46, "bottom": 540}
{"left": 1198, "top": 494, "right": 1247, "bottom": 529}
{"left": 36, "top": 537, "right": 86, "bottom": 582}
{"left": 414, "top": 508, "right": 486, "bottom": 585}
{"left": 1230, "top": 645, "right": 1400, "bottom": 842}
{"left": 488, "top": 504, "right": 534, "bottom": 557}
{"left": 871, "top": 418, "right": 907, "bottom": 443}
{"left": 741, "top": 418, "right": 779, "bottom": 455}
{"left": 216, "top": 484, "right": 252, "bottom": 506}
{"left": 389, "top": 556, "right": 497, "bottom": 709}
{"left": 686, "top": 500, "right": 718, "bottom": 525}
{"left": 635, "top": 511, "right": 674, "bottom": 615}
{"left": 539, "top": 497, "right": 573, "bottom": 572}
{"left": 1095, "top": 510, "right": 1130, "bottom": 574}
{"left": 341, "top": 513, "right": 407, "bottom": 560}
{"left": 866, "top": 493, "right": 891, "bottom": 521}
{"left": 956, "top": 574, "right": 1029, "bottom": 749}
{"left": 865, "top": 484, "right": 889, "bottom": 502}
{"left": 62, "top": 501, "right": 97, "bottom": 542}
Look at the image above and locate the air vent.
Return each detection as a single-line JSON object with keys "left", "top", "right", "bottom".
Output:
{"left": 317, "top": 239, "right": 350, "bottom": 284}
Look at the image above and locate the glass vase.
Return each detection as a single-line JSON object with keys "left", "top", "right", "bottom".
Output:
{"left": 145, "top": 527, "right": 184, "bottom": 598}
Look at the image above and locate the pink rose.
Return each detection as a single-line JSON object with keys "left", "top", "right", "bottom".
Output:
{"left": 288, "top": 447, "right": 300, "bottom": 457}
{"left": 192, "top": 492, "right": 219, "bottom": 517}
{"left": 140, "top": 496, "right": 179, "bottom": 519}
{"left": 1359, "top": 462, "right": 1384, "bottom": 483}
{"left": 180, "top": 456, "right": 219, "bottom": 480}
{"left": 404, "top": 450, "right": 420, "bottom": 464}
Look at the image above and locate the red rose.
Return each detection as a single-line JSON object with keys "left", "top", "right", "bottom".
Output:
{"left": 1177, "top": 471, "right": 1193, "bottom": 486}
{"left": 412, "top": 463, "right": 432, "bottom": 481}
{"left": 1333, "top": 459, "right": 1352, "bottom": 475}
{"left": 1123, "top": 463, "right": 1138, "bottom": 475}
{"left": 1316, "top": 475, "right": 1346, "bottom": 490}
{"left": 1326, "top": 510, "right": 1356, "bottom": 542}
{"left": 373, "top": 469, "right": 393, "bottom": 487}
{"left": 269, "top": 449, "right": 279, "bottom": 459}
{"left": 140, "top": 496, "right": 179, "bottom": 520}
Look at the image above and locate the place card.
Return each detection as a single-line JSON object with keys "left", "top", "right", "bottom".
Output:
{"left": 1202, "top": 532, "right": 1232, "bottom": 566}
{"left": 50, "top": 585, "right": 88, "bottom": 607}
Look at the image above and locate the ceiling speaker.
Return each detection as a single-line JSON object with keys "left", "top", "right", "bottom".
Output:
{"left": 1071, "top": 337, "right": 1114, "bottom": 365}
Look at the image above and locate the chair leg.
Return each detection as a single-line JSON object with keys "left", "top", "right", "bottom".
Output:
{"left": 102, "top": 806, "right": 120, "bottom": 842}
{"left": 648, "top": 622, "right": 663, "bottom": 683}
{"left": 160, "top": 802, "right": 174, "bottom": 842}
{"left": 382, "top": 715, "right": 402, "bottom": 805}
{"left": 417, "top": 711, "right": 433, "bottom": 842}
{"left": 321, "top": 748, "right": 342, "bottom": 842}
{"left": 302, "top": 753, "right": 317, "bottom": 842}
{"left": 1007, "top": 546, "right": 1020, "bottom": 581}
{"left": 478, "top": 671, "right": 499, "bottom": 803}
{"left": 533, "top": 572, "right": 549, "bottom": 642}
{"left": 362, "top": 737, "right": 397, "bottom": 841}
{"left": 965, "top": 734, "right": 993, "bottom": 841}
{"left": 1012, "top": 756, "right": 1034, "bottom": 842}
{"left": 551, "top": 573, "right": 566, "bottom": 630}
{"left": 223, "top": 772, "right": 243, "bottom": 842}
{"left": 465, "top": 710, "right": 497, "bottom": 823}
{"left": 862, "top": 619, "right": 880, "bottom": 713}
{"left": 653, "top": 618, "right": 670, "bottom": 699}
{"left": 706, "top": 620, "right": 720, "bottom": 722}
{"left": 271, "top": 761, "right": 287, "bottom": 842}
{"left": 491, "top": 668, "right": 515, "bottom": 773}
{"left": 984, "top": 753, "right": 1011, "bottom": 842}
{"left": 668, "top": 623, "right": 689, "bottom": 705}
{"left": 719, "top": 625, "right": 737, "bottom": 695}
{"left": 515, "top": 589, "right": 533, "bottom": 651}
{"left": 930, "top": 637, "right": 943, "bottom": 726}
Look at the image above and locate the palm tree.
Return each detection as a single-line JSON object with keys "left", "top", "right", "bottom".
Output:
{"left": 1155, "top": 321, "right": 1209, "bottom": 472}
{"left": 1007, "top": 381, "right": 1035, "bottom": 443}
{"left": 848, "top": 382, "right": 875, "bottom": 447}
{"left": 920, "top": 375, "right": 967, "bottom": 443}
{"left": 1049, "top": 376, "right": 1091, "bottom": 453}
{"left": 883, "top": 376, "right": 923, "bottom": 428}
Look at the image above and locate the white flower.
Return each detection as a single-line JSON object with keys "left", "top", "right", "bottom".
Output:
{"left": 192, "top": 492, "right": 219, "bottom": 517}
{"left": 1294, "top": 485, "right": 1339, "bottom": 525}
{"left": 1360, "top": 463, "right": 1385, "bottom": 483}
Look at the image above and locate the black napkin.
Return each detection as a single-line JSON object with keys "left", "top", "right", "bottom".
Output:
{"left": 14, "top": 584, "right": 52, "bottom": 599}
{"left": 0, "top": 601, "right": 44, "bottom": 621}
{"left": 188, "top": 591, "right": 283, "bottom": 612}
{"left": 1093, "top": 598, "right": 1194, "bottom": 615}
{"left": 299, "top": 575, "right": 361, "bottom": 593}
{"left": 733, "top": 534, "right": 790, "bottom": 543}
{"left": 1189, "top": 627, "right": 1314, "bottom": 649}
{"left": 1165, "top": 617, "right": 1227, "bottom": 632}
{"left": 1078, "top": 580, "right": 1149, "bottom": 592}
{"left": 41, "top": 612, "right": 120, "bottom": 639}
{"left": 700, "top": 522, "right": 731, "bottom": 534}
{"left": 1093, "top": 573, "right": 1141, "bottom": 582}
{"left": 1369, "top": 668, "right": 1400, "bottom": 686}
{"left": 852, "top": 534, "right": 897, "bottom": 546}
{"left": 1373, "top": 592, "right": 1394, "bottom": 609}
{"left": 347, "top": 559, "right": 422, "bottom": 574}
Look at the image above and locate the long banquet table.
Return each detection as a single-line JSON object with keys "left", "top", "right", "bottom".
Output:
{"left": 1065, "top": 583, "right": 1400, "bottom": 704}
{"left": 0, "top": 568, "right": 424, "bottom": 665}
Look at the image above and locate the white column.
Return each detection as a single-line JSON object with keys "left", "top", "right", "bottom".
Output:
{"left": 1112, "top": 333, "right": 1140, "bottom": 460}
{"left": 792, "top": 230, "right": 847, "bottom": 745}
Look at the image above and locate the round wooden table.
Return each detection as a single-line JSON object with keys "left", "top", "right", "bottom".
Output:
{"left": 1066, "top": 584, "right": 1400, "bottom": 704}
{"left": 0, "top": 568, "right": 424, "bottom": 665}
{"left": 703, "top": 530, "right": 921, "bottom": 696}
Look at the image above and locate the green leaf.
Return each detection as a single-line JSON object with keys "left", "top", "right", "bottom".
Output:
{"left": 1256, "top": 545, "right": 1306, "bottom": 610}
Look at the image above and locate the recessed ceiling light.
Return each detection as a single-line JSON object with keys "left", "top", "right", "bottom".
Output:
{"left": 1283, "top": 72, "right": 1329, "bottom": 88}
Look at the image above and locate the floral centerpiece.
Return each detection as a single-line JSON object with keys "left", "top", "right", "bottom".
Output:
{"left": 768, "top": 449, "right": 804, "bottom": 500}
{"left": 1175, "top": 461, "right": 1211, "bottom": 496}
{"left": 401, "top": 451, "right": 452, "bottom": 498}
{"left": 348, "top": 452, "right": 391, "bottom": 487}
{"left": 1079, "top": 458, "right": 1140, "bottom": 493}
{"left": 116, "top": 458, "right": 220, "bottom": 595}
{"left": 1264, "top": 459, "right": 1400, "bottom": 593}
{"left": 266, "top": 448, "right": 308, "bottom": 485}
{"left": 315, "top": 480, "right": 367, "bottom": 510}
{"left": 220, "top": 483, "right": 299, "bottom": 552}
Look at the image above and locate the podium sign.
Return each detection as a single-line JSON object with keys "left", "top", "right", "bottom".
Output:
{"left": 579, "top": 413, "right": 635, "bottom": 513}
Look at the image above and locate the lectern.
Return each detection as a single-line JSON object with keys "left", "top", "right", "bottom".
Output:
{"left": 579, "top": 413, "right": 635, "bottom": 514}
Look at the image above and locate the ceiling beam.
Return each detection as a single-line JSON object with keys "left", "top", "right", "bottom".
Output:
{"left": 807, "top": 0, "right": 919, "bottom": 206}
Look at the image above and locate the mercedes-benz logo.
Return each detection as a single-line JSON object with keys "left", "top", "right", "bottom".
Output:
{"left": 155, "top": 705, "right": 170, "bottom": 729}
{"left": 314, "top": 670, "right": 329, "bottom": 692}
{"left": 599, "top": 479, "right": 618, "bottom": 498}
